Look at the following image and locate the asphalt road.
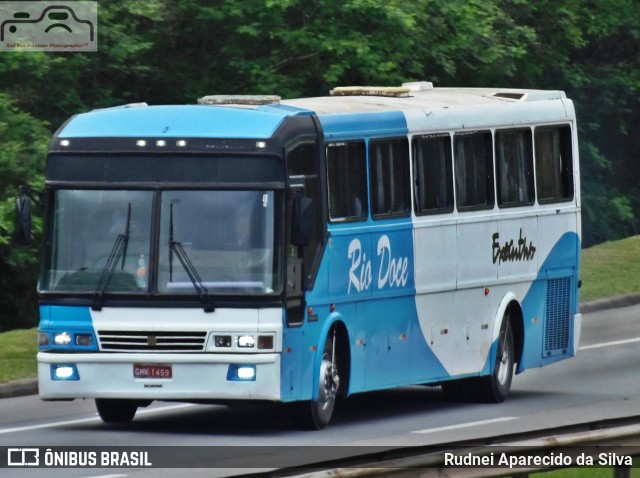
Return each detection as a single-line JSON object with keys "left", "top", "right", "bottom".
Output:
{"left": 1, "top": 303, "right": 639, "bottom": 477}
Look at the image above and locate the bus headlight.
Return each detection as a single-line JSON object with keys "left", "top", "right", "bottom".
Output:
{"left": 237, "top": 335, "right": 255, "bottom": 348}
{"left": 53, "top": 332, "right": 72, "bottom": 346}
{"left": 38, "top": 332, "right": 50, "bottom": 346}
{"left": 75, "top": 334, "right": 93, "bottom": 346}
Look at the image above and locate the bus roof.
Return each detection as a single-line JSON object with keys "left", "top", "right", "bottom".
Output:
{"left": 57, "top": 103, "right": 310, "bottom": 139}
{"left": 281, "top": 85, "right": 567, "bottom": 115}
{"left": 56, "top": 84, "right": 569, "bottom": 140}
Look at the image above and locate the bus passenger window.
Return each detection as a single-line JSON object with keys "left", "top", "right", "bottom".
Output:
{"left": 454, "top": 131, "right": 494, "bottom": 211}
{"left": 370, "top": 138, "right": 410, "bottom": 218}
{"left": 413, "top": 134, "right": 453, "bottom": 215}
{"left": 496, "top": 129, "right": 534, "bottom": 207}
{"left": 535, "top": 126, "right": 574, "bottom": 203}
{"left": 326, "top": 142, "right": 367, "bottom": 221}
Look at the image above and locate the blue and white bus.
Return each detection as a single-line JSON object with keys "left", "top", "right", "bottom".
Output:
{"left": 29, "top": 82, "right": 581, "bottom": 429}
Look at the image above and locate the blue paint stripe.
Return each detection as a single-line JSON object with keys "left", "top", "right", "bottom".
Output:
{"left": 319, "top": 111, "right": 408, "bottom": 139}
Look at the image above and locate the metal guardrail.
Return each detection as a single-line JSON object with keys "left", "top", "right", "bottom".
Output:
{"left": 276, "top": 421, "right": 640, "bottom": 478}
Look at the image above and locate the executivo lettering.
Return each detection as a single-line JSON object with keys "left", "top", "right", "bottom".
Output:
{"left": 492, "top": 229, "right": 536, "bottom": 265}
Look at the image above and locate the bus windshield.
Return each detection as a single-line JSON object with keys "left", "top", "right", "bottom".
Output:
{"left": 158, "top": 190, "right": 277, "bottom": 295}
{"left": 42, "top": 189, "right": 279, "bottom": 296}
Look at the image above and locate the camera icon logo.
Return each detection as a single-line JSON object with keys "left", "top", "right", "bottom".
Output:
{"left": 7, "top": 448, "right": 40, "bottom": 467}
{"left": 0, "top": 1, "right": 97, "bottom": 51}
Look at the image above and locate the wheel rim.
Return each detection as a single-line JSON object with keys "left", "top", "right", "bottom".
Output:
{"left": 317, "top": 353, "right": 339, "bottom": 413}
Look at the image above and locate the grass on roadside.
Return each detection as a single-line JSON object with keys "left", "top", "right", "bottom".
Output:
{"left": 0, "top": 327, "right": 37, "bottom": 383}
{"left": 580, "top": 235, "right": 640, "bottom": 303}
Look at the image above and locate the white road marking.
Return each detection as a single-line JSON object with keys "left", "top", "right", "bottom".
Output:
{"left": 579, "top": 337, "right": 640, "bottom": 351}
{"left": 81, "top": 475, "right": 128, "bottom": 478}
{"left": 411, "top": 416, "right": 517, "bottom": 434}
{"left": 0, "top": 403, "right": 194, "bottom": 435}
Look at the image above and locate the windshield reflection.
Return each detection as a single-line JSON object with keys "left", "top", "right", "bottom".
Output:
{"left": 158, "top": 190, "right": 277, "bottom": 295}
{"left": 42, "top": 189, "right": 279, "bottom": 296}
{"left": 44, "top": 190, "right": 153, "bottom": 292}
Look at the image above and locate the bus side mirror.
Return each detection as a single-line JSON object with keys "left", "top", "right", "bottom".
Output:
{"left": 15, "top": 195, "right": 33, "bottom": 246}
{"left": 291, "top": 195, "right": 312, "bottom": 247}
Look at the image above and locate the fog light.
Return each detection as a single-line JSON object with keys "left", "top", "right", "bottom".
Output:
{"left": 227, "top": 364, "right": 256, "bottom": 381}
{"left": 53, "top": 332, "right": 71, "bottom": 346}
{"left": 51, "top": 364, "right": 80, "bottom": 381}
{"left": 237, "top": 335, "right": 255, "bottom": 348}
{"left": 75, "top": 334, "right": 93, "bottom": 346}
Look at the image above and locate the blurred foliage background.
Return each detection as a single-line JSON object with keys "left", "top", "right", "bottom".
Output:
{"left": 0, "top": 0, "right": 638, "bottom": 330}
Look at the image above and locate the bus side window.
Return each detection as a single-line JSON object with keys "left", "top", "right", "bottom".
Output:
{"left": 370, "top": 138, "right": 410, "bottom": 218}
{"left": 286, "top": 141, "right": 322, "bottom": 291}
{"left": 454, "top": 131, "right": 494, "bottom": 211}
{"left": 496, "top": 129, "right": 535, "bottom": 207}
{"left": 413, "top": 134, "right": 454, "bottom": 215}
{"left": 326, "top": 142, "right": 367, "bottom": 221}
{"left": 535, "top": 126, "right": 574, "bottom": 203}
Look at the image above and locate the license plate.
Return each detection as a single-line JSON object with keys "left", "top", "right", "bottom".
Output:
{"left": 133, "top": 364, "right": 172, "bottom": 379}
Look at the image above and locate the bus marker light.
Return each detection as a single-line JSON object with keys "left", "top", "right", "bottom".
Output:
{"left": 330, "top": 304, "right": 336, "bottom": 312}
{"left": 256, "top": 141, "right": 266, "bottom": 149}
{"left": 136, "top": 140, "right": 147, "bottom": 147}
{"left": 176, "top": 140, "right": 187, "bottom": 147}
{"left": 60, "top": 139, "right": 70, "bottom": 147}
{"left": 484, "top": 288, "right": 490, "bottom": 296}
{"left": 51, "top": 364, "right": 79, "bottom": 381}
{"left": 53, "top": 332, "right": 71, "bottom": 346}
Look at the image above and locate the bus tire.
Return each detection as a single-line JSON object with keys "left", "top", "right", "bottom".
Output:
{"left": 477, "top": 318, "right": 514, "bottom": 403}
{"left": 294, "top": 330, "right": 341, "bottom": 430}
{"left": 95, "top": 398, "right": 138, "bottom": 423}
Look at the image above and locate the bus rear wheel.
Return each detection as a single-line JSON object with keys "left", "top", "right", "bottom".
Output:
{"left": 477, "top": 318, "right": 514, "bottom": 403}
{"left": 294, "top": 330, "right": 341, "bottom": 430}
{"left": 95, "top": 398, "right": 138, "bottom": 423}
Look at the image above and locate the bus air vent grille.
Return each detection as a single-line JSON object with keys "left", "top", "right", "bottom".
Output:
{"left": 543, "top": 277, "right": 572, "bottom": 356}
{"left": 97, "top": 330, "right": 207, "bottom": 352}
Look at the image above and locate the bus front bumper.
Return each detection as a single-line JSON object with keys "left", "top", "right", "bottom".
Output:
{"left": 37, "top": 352, "right": 281, "bottom": 401}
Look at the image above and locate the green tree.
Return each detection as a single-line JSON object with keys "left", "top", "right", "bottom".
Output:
{"left": 0, "top": 94, "right": 48, "bottom": 331}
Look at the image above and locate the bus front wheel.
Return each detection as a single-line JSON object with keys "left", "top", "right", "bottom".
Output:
{"left": 95, "top": 398, "right": 138, "bottom": 423}
{"left": 294, "top": 330, "right": 341, "bottom": 430}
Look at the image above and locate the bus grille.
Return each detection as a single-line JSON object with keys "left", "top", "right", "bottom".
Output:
{"left": 544, "top": 277, "right": 572, "bottom": 356}
{"left": 97, "top": 331, "right": 208, "bottom": 352}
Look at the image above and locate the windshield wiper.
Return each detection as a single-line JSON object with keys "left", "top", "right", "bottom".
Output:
{"left": 169, "top": 203, "right": 214, "bottom": 313}
{"left": 92, "top": 203, "right": 131, "bottom": 311}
